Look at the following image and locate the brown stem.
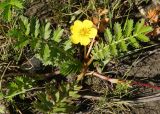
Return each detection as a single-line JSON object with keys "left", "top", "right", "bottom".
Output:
{"left": 86, "top": 38, "right": 95, "bottom": 59}
{"left": 77, "top": 56, "right": 94, "bottom": 81}
{"left": 87, "top": 56, "right": 94, "bottom": 66}
{"left": 85, "top": 71, "right": 110, "bottom": 81}
{"left": 84, "top": 46, "right": 86, "bottom": 59}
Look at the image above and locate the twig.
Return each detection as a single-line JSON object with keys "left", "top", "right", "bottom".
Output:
{"left": 81, "top": 92, "right": 160, "bottom": 104}
{"left": 0, "top": 62, "right": 11, "bottom": 89}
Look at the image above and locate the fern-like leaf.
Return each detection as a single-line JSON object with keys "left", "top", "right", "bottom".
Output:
{"left": 125, "top": 19, "right": 133, "bottom": 37}
{"left": 139, "top": 26, "right": 153, "bottom": 34}
{"left": 114, "top": 22, "right": 122, "bottom": 40}
{"left": 129, "top": 37, "right": 139, "bottom": 48}
{"left": 44, "top": 22, "right": 52, "bottom": 40}
{"left": 104, "top": 28, "right": 112, "bottom": 43}
{"left": 109, "top": 42, "right": 118, "bottom": 56}
{"left": 35, "top": 20, "right": 40, "bottom": 37}
{"left": 60, "top": 60, "right": 82, "bottom": 75}
{"left": 119, "top": 40, "right": 128, "bottom": 52}
{"left": 134, "top": 19, "right": 145, "bottom": 34}
{"left": 52, "top": 27, "right": 64, "bottom": 43}
{"left": 136, "top": 34, "right": 150, "bottom": 42}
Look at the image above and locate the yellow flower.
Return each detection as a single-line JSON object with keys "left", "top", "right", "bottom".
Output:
{"left": 70, "top": 20, "right": 97, "bottom": 46}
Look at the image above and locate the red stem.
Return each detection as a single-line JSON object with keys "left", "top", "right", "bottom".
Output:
{"left": 131, "top": 81, "right": 160, "bottom": 90}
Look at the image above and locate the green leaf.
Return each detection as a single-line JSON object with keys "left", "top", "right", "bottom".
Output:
{"left": 129, "top": 37, "right": 139, "bottom": 48}
{"left": 114, "top": 22, "right": 122, "bottom": 40}
{"left": 139, "top": 26, "right": 153, "bottom": 34}
{"left": 35, "top": 20, "right": 40, "bottom": 37}
{"left": 136, "top": 34, "right": 150, "bottom": 42}
{"left": 104, "top": 28, "right": 112, "bottom": 43}
{"left": 60, "top": 60, "right": 82, "bottom": 75}
{"left": 43, "top": 44, "right": 51, "bottom": 61}
{"left": 0, "top": 92, "right": 3, "bottom": 100}
{"left": 44, "top": 22, "right": 52, "bottom": 40}
{"left": 69, "top": 91, "right": 80, "bottom": 99}
{"left": 53, "top": 107, "right": 67, "bottom": 113}
{"left": 31, "top": 38, "right": 41, "bottom": 50}
{"left": 2, "top": 5, "right": 11, "bottom": 22}
{"left": 134, "top": 19, "right": 145, "bottom": 34}
{"left": 64, "top": 40, "right": 72, "bottom": 51}
{"left": 9, "top": 0, "right": 23, "bottom": 9}
{"left": 20, "top": 16, "right": 29, "bottom": 28}
{"left": 53, "top": 27, "right": 64, "bottom": 43}
{"left": 15, "top": 37, "right": 29, "bottom": 49}
{"left": 55, "top": 91, "right": 60, "bottom": 102}
{"left": 109, "top": 42, "right": 118, "bottom": 56}
{"left": 25, "top": 23, "right": 30, "bottom": 35}
{"left": 125, "top": 19, "right": 133, "bottom": 37}
{"left": 119, "top": 40, "right": 128, "bottom": 52}
{"left": 0, "top": 2, "right": 9, "bottom": 10}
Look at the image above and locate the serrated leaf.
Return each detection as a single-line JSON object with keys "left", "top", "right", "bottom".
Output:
{"left": 104, "top": 28, "right": 112, "bottom": 43}
{"left": 31, "top": 38, "right": 41, "bottom": 50}
{"left": 55, "top": 91, "right": 60, "bottom": 102}
{"left": 109, "top": 42, "right": 118, "bottom": 56}
{"left": 44, "top": 22, "right": 52, "bottom": 40}
{"left": 136, "top": 34, "right": 150, "bottom": 42}
{"left": 9, "top": 82, "right": 18, "bottom": 89}
{"left": 64, "top": 40, "right": 72, "bottom": 51}
{"left": 119, "top": 40, "right": 127, "bottom": 52}
{"left": 69, "top": 91, "right": 80, "bottom": 98}
{"left": 0, "top": 2, "right": 9, "bottom": 9}
{"left": 97, "top": 51, "right": 104, "bottom": 60}
{"left": 35, "top": 20, "right": 40, "bottom": 37}
{"left": 139, "top": 26, "right": 153, "bottom": 34}
{"left": 25, "top": 23, "right": 30, "bottom": 35}
{"left": 129, "top": 37, "right": 139, "bottom": 48}
{"left": 2, "top": 5, "right": 11, "bottom": 22}
{"left": 53, "top": 27, "right": 64, "bottom": 43}
{"left": 114, "top": 22, "right": 122, "bottom": 40}
{"left": 134, "top": 19, "right": 145, "bottom": 34}
{"left": 43, "top": 44, "right": 51, "bottom": 61}
{"left": 20, "top": 15, "right": 29, "bottom": 27}
{"left": 9, "top": 0, "right": 23, "bottom": 9}
{"left": 15, "top": 37, "right": 29, "bottom": 49}
{"left": 60, "top": 60, "right": 82, "bottom": 75}
{"left": 125, "top": 19, "right": 133, "bottom": 37}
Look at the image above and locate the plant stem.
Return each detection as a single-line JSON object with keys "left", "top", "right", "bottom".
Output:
{"left": 0, "top": 62, "right": 11, "bottom": 89}
{"left": 85, "top": 71, "right": 110, "bottom": 81}
{"left": 87, "top": 56, "right": 94, "bottom": 66}
{"left": 77, "top": 56, "right": 94, "bottom": 81}
{"left": 86, "top": 38, "right": 95, "bottom": 59}
{"left": 84, "top": 46, "right": 86, "bottom": 59}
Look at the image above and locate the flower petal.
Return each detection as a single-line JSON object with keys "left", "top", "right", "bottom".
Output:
{"left": 71, "top": 34, "right": 80, "bottom": 44}
{"left": 80, "top": 37, "right": 90, "bottom": 46}
{"left": 89, "top": 28, "right": 97, "bottom": 38}
{"left": 83, "top": 20, "right": 93, "bottom": 28}
{"left": 70, "top": 20, "right": 82, "bottom": 34}
{"left": 74, "top": 20, "right": 83, "bottom": 27}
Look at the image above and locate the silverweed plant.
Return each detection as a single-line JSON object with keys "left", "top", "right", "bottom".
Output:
{"left": 0, "top": 0, "right": 155, "bottom": 113}
{"left": 0, "top": 16, "right": 153, "bottom": 113}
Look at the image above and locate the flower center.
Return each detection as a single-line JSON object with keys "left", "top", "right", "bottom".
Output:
{"left": 79, "top": 28, "right": 90, "bottom": 36}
